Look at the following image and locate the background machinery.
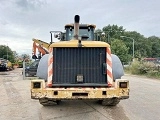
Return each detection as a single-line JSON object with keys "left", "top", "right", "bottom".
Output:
{"left": 0, "top": 58, "right": 12, "bottom": 71}
{"left": 31, "top": 15, "right": 129, "bottom": 106}
{"left": 23, "top": 39, "right": 50, "bottom": 77}
{"left": 32, "top": 38, "right": 50, "bottom": 60}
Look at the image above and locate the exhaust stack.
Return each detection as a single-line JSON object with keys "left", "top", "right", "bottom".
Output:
{"left": 74, "top": 15, "right": 80, "bottom": 40}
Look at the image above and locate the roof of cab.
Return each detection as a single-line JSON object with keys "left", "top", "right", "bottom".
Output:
{"left": 65, "top": 24, "right": 96, "bottom": 28}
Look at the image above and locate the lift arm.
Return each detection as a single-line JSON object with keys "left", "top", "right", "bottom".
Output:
{"left": 32, "top": 38, "right": 50, "bottom": 59}
{"left": 32, "top": 38, "right": 50, "bottom": 50}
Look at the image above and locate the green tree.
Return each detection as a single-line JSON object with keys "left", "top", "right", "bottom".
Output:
{"left": 148, "top": 36, "right": 160, "bottom": 58}
{"left": 0, "top": 45, "right": 15, "bottom": 62}
{"left": 96, "top": 24, "right": 160, "bottom": 60}
{"left": 102, "top": 24, "right": 125, "bottom": 44}
{"left": 111, "top": 39, "right": 131, "bottom": 63}
{"left": 122, "top": 31, "right": 152, "bottom": 58}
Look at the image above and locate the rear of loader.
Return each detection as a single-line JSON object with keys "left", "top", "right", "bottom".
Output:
{"left": 31, "top": 15, "right": 129, "bottom": 106}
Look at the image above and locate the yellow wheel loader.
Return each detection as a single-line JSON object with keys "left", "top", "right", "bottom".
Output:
{"left": 31, "top": 15, "right": 129, "bottom": 106}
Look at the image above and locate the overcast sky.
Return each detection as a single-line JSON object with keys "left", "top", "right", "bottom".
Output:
{"left": 0, "top": 0, "right": 160, "bottom": 56}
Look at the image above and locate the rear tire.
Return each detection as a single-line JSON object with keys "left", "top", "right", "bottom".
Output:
{"left": 39, "top": 99, "right": 60, "bottom": 106}
{"left": 101, "top": 98, "right": 120, "bottom": 106}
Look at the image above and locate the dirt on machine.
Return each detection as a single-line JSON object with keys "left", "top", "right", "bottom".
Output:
{"left": 30, "top": 15, "right": 129, "bottom": 106}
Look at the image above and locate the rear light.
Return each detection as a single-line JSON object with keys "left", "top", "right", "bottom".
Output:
{"left": 119, "top": 82, "right": 127, "bottom": 88}
{"left": 33, "top": 82, "right": 41, "bottom": 88}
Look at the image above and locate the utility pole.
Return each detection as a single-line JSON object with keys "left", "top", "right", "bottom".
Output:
{"left": 7, "top": 43, "right": 8, "bottom": 60}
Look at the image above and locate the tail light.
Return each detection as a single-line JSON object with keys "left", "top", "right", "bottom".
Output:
{"left": 119, "top": 82, "right": 127, "bottom": 88}
{"left": 33, "top": 82, "right": 41, "bottom": 88}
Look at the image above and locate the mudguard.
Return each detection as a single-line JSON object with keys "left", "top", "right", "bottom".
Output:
{"left": 36, "top": 54, "right": 124, "bottom": 81}
{"left": 37, "top": 54, "right": 49, "bottom": 81}
{"left": 111, "top": 54, "right": 124, "bottom": 80}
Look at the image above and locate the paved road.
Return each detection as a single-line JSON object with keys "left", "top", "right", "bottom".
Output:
{"left": 0, "top": 68, "right": 160, "bottom": 120}
{"left": 121, "top": 75, "right": 160, "bottom": 120}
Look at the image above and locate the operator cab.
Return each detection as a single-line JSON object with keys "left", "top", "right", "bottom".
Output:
{"left": 65, "top": 24, "right": 95, "bottom": 41}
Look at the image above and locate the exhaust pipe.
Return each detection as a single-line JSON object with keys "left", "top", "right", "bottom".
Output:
{"left": 74, "top": 15, "right": 80, "bottom": 40}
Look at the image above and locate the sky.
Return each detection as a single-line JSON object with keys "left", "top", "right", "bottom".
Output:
{"left": 0, "top": 0, "right": 160, "bottom": 56}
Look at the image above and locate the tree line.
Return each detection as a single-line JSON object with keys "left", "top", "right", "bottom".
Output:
{"left": 95, "top": 24, "right": 160, "bottom": 63}
{"left": 0, "top": 45, "right": 31, "bottom": 63}
{"left": 1, "top": 24, "right": 160, "bottom": 63}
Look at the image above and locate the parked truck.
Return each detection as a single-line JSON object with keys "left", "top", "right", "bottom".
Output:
{"left": 31, "top": 15, "right": 129, "bottom": 106}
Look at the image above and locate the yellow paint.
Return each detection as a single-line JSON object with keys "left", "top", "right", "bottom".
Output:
{"left": 49, "top": 40, "right": 110, "bottom": 48}
{"left": 7, "top": 61, "right": 12, "bottom": 67}
{"left": 32, "top": 38, "right": 50, "bottom": 50}
{"left": 31, "top": 79, "right": 129, "bottom": 100}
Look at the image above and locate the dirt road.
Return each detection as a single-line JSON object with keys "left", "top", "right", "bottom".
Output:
{"left": 0, "top": 68, "right": 160, "bottom": 120}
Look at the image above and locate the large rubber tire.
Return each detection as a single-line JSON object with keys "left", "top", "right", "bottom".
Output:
{"left": 39, "top": 99, "right": 60, "bottom": 106}
{"left": 101, "top": 98, "right": 120, "bottom": 106}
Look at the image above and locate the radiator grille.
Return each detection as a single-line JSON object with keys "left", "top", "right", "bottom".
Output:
{"left": 53, "top": 47, "right": 107, "bottom": 86}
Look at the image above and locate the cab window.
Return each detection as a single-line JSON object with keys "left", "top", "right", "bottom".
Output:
{"left": 65, "top": 26, "right": 94, "bottom": 41}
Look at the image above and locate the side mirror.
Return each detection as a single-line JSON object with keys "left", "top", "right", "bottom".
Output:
{"left": 50, "top": 31, "right": 63, "bottom": 42}
{"left": 54, "top": 32, "right": 63, "bottom": 40}
{"left": 54, "top": 33, "right": 60, "bottom": 39}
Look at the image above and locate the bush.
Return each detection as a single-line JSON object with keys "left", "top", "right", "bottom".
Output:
{"left": 129, "top": 61, "right": 141, "bottom": 74}
{"left": 126, "top": 60, "right": 160, "bottom": 78}
{"left": 138, "top": 62, "right": 156, "bottom": 74}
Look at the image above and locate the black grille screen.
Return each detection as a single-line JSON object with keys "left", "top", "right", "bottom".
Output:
{"left": 53, "top": 47, "right": 107, "bottom": 86}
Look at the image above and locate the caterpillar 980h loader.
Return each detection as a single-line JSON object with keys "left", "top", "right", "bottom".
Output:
{"left": 31, "top": 15, "right": 129, "bottom": 106}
